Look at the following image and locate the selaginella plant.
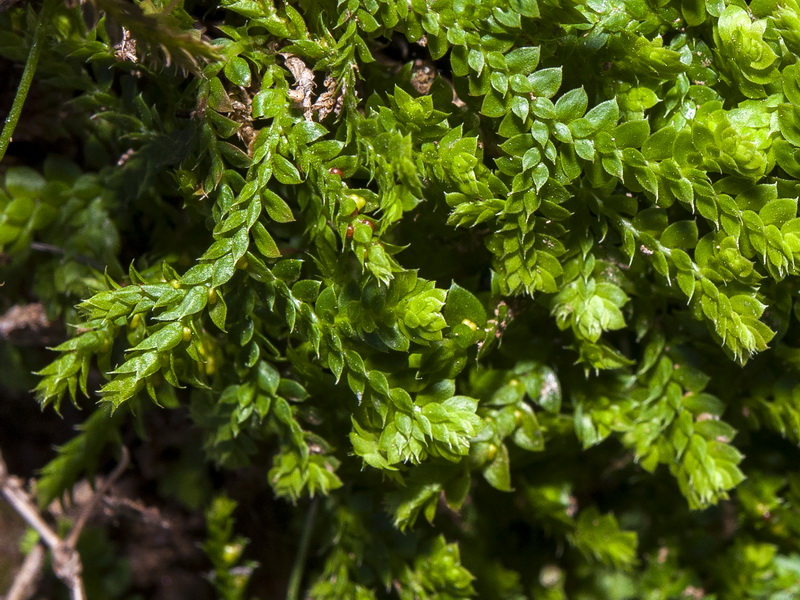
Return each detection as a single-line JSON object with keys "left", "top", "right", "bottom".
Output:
{"left": 6, "top": 0, "right": 800, "bottom": 597}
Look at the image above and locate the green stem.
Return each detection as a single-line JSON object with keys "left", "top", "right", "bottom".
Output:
{"left": 286, "top": 497, "right": 319, "bottom": 600}
{"left": 0, "top": 0, "right": 52, "bottom": 164}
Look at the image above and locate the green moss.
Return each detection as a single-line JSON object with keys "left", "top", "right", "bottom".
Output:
{"left": 5, "top": 0, "right": 800, "bottom": 597}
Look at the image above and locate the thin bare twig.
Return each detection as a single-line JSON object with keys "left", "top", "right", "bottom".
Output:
{"left": 0, "top": 453, "right": 61, "bottom": 549}
{"left": 0, "top": 446, "right": 130, "bottom": 600}
{"left": 66, "top": 446, "right": 130, "bottom": 548}
{"left": 3, "top": 544, "right": 44, "bottom": 600}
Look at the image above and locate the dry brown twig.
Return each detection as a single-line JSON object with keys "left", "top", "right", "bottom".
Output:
{"left": 0, "top": 304, "right": 50, "bottom": 341}
{"left": 0, "top": 446, "right": 130, "bottom": 600}
{"left": 281, "top": 53, "right": 316, "bottom": 120}
{"left": 2, "top": 545, "right": 45, "bottom": 600}
{"left": 280, "top": 53, "right": 346, "bottom": 122}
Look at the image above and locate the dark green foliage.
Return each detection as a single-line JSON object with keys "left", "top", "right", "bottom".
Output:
{"left": 7, "top": 0, "right": 800, "bottom": 597}
{"left": 204, "top": 495, "right": 257, "bottom": 599}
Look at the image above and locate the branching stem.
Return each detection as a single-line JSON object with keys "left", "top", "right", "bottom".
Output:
{"left": 0, "top": 446, "right": 129, "bottom": 600}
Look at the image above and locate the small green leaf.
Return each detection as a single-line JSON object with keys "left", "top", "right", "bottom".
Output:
{"left": 614, "top": 120, "right": 650, "bottom": 149}
{"left": 784, "top": 64, "right": 800, "bottom": 106}
{"left": 291, "top": 121, "right": 328, "bottom": 145}
{"left": 661, "top": 221, "right": 699, "bottom": 248}
{"left": 5, "top": 167, "right": 46, "bottom": 199}
{"left": 505, "top": 46, "right": 540, "bottom": 75}
{"left": 252, "top": 89, "right": 285, "bottom": 118}
{"left": 483, "top": 443, "right": 512, "bottom": 491}
{"left": 224, "top": 56, "right": 252, "bottom": 87}
{"left": 468, "top": 48, "right": 485, "bottom": 75}
{"left": 760, "top": 198, "right": 797, "bottom": 226}
{"left": 500, "top": 134, "right": 533, "bottom": 156}
{"left": 256, "top": 360, "right": 280, "bottom": 395}
{"left": 555, "top": 88, "right": 587, "bottom": 123}
{"left": 450, "top": 45, "right": 469, "bottom": 76}
{"left": 207, "top": 77, "right": 233, "bottom": 112}
{"left": 528, "top": 67, "right": 562, "bottom": 98}
{"left": 209, "top": 290, "right": 227, "bottom": 331}
{"left": 481, "top": 90, "right": 508, "bottom": 118}
{"left": 262, "top": 189, "right": 295, "bottom": 223}
{"left": 622, "top": 87, "right": 659, "bottom": 111}
{"left": 273, "top": 155, "right": 303, "bottom": 184}
{"left": 219, "top": 142, "right": 252, "bottom": 168}
{"left": 778, "top": 104, "right": 800, "bottom": 147}
{"left": 130, "top": 322, "right": 184, "bottom": 352}
{"left": 156, "top": 286, "right": 208, "bottom": 321}
{"left": 584, "top": 99, "right": 619, "bottom": 131}
{"left": 643, "top": 126, "right": 677, "bottom": 161}
{"left": 633, "top": 207, "right": 668, "bottom": 233}
{"left": 273, "top": 259, "right": 302, "bottom": 282}
{"left": 510, "top": 0, "right": 539, "bottom": 17}
{"left": 511, "top": 96, "right": 529, "bottom": 120}
{"left": 252, "top": 222, "right": 282, "bottom": 258}
{"left": 682, "top": 0, "right": 706, "bottom": 26}
{"left": 444, "top": 283, "right": 487, "bottom": 328}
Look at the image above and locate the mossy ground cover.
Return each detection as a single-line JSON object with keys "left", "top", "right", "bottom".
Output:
{"left": 4, "top": 0, "right": 800, "bottom": 598}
